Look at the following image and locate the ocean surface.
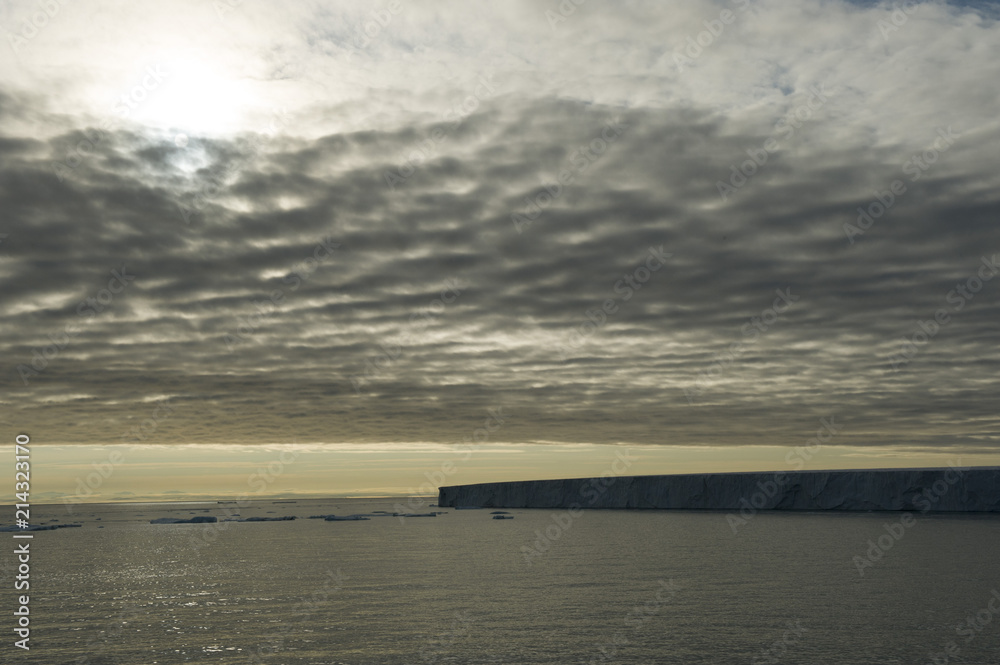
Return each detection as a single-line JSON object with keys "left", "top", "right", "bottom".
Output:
{"left": 3, "top": 499, "right": 999, "bottom": 664}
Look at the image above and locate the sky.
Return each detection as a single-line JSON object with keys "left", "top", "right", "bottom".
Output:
{"left": 2, "top": 0, "right": 999, "bottom": 502}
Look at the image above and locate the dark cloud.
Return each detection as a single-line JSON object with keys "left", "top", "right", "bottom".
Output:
{"left": 1, "top": 1, "right": 999, "bottom": 455}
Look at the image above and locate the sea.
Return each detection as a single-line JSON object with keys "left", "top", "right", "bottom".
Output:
{"left": 3, "top": 498, "right": 999, "bottom": 664}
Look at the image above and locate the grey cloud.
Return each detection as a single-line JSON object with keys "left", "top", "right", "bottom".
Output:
{"left": 1, "top": 0, "right": 999, "bottom": 454}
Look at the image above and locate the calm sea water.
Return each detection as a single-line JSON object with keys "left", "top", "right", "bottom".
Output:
{"left": 3, "top": 499, "right": 999, "bottom": 664}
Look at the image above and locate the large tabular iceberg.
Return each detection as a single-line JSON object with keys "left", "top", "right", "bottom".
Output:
{"left": 438, "top": 467, "right": 1000, "bottom": 512}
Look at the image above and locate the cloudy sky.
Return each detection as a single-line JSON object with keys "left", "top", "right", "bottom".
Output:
{"left": 2, "top": 0, "right": 999, "bottom": 501}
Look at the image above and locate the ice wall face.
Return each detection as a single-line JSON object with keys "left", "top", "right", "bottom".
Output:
{"left": 438, "top": 467, "right": 1000, "bottom": 512}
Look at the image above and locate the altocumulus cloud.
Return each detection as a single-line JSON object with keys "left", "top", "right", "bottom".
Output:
{"left": 0, "top": 0, "right": 999, "bottom": 453}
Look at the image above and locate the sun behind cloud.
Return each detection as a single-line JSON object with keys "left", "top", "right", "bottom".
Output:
{"left": 125, "top": 51, "right": 258, "bottom": 138}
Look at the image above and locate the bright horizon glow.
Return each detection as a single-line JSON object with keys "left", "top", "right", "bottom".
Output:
{"left": 3, "top": 0, "right": 999, "bottom": 508}
{"left": 9, "top": 442, "right": 999, "bottom": 506}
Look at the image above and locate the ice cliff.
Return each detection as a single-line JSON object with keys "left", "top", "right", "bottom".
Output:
{"left": 438, "top": 467, "right": 1000, "bottom": 512}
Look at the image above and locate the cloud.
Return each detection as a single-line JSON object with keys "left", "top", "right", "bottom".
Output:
{"left": 1, "top": 0, "right": 999, "bottom": 453}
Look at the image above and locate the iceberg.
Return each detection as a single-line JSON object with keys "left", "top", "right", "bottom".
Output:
{"left": 324, "top": 515, "right": 370, "bottom": 521}
{"left": 0, "top": 523, "right": 82, "bottom": 532}
{"left": 149, "top": 516, "right": 218, "bottom": 524}
{"left": 438, "top": 466, "right": 1000, "bottom": 512}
